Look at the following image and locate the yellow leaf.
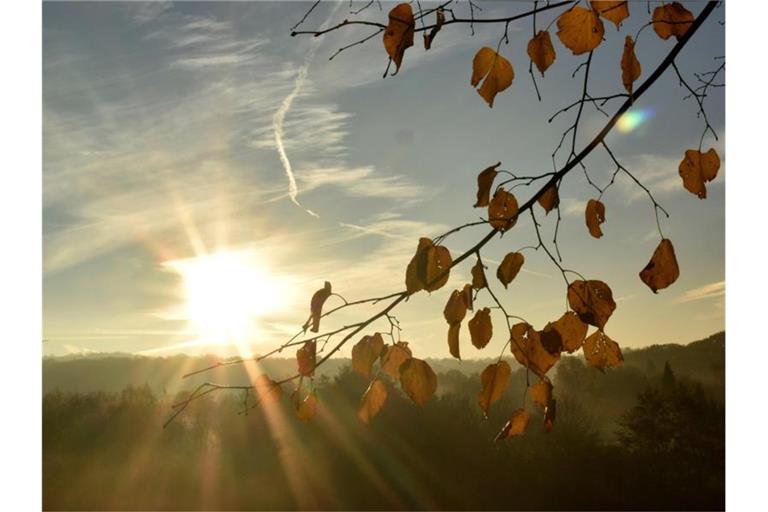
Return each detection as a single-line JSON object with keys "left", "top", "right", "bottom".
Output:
{"left": 296, "top": 340, "right": 316, "bottom": 377}
{"left": 556, "top": 6, "right": 605, "bottom": 55}
{"left": 380, "top": 341, "right": 413, "bottom": 379}
{"left": 537, "top": 183, "right": 560, "bottom": 214}
{"left": 471, "top": 260, "right": 487, "bottom": 290}
{"left": 652, "top": 2, "right": 693, "bottom": 41}
{"left": 527, "top": 30, "right": 556, "bottom": 75}
{"left": 399, "top": 358, "right": 437, "bottom": 406}
{"left": 583, "top": 330, "right": 624, "bottom": 370}
{"left": 383, "top": 3, "right": 415, "bottom": 74}
{"left": 585, "top": 199, "right": 606, "bottom": 239}
{"left": 358, "top": 379, "right": 387, "bottom": 424}
{"left": 567, "top": 280, "right": 616, "bottom": 329}
{"left": 497, "top": 252, "right": 525, "bottom": 288}
{"left": 531, "top": 379, "right": 553, "bottom": 409}
{"left": 474, "top": 162, "right": 500, "bottom": 207}
{"left": 296, "top": 393, "right": 318, "bottom": 422}
{"left": 510, "top": 323, "right": 560, "bottom": 377}
{"left": 471, "top": 47, "right": 514, "bottom": 107}
{"left": 351, "top": 333, "right": 385, "bottom": 379}
{"left": 591, "top": 1, "right": 629, "bottom": 29}
{"left": 423, "top": 8, "right": 445, "bottom": 50}
{"left": 477, "top": 361, "right": 511, "bottom": 417}
{"left": 469, "top": 307, "right": 493, "bottom": 349}
{"left": 488, "top": 188, "right": 519, "bottom": 232}
{"left": 678, "top": 148, "right": 720, "bottom": 199}
{"left": 405, "top": 238, "right": 453, "bottom": 293}
{"left": 309, "top": 281, "right": 332, "bottom": 333}
{"left": 621, "top": 36, "right": 641, "bottom": 96}
{"left": 639, "top": 238, "right": 680, "bottom": 293}
{"left": 494, "top": 408, "right": 530, "bottom": 441}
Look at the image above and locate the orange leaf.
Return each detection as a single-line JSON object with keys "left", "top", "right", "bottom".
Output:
{"left": 477, "top": 361, "right": 511, "bottom": 417}
{"left": 405, "top": 238, "right": 453, "bottom": 293}
{"left": 488, "top": 188, "right": 519, "bottom": 232}
{"left": 556, "top": 6, "right": 605, "bottom": 55}
{"left": 652, "top": 2, "right": 693, "bottom": 41}
{"left": 469, "top": 307, "right": 493, "bottom": 349}
{"left": 531, "top": 379, "right": 553, "bottom": 409}
{"left": 583, "top": 330, "right": 624, "bottom": 370}
{"left": 538, "top": 183, "right": 560, "bottom": 214}
{"left": 591, "top": 1, "right": 629, "bottom": 29}
{"left": 544, "top": 312, "right": 588, "bottom": 354}
{"left": 380, "top": 341, "right": 412, "bottom": 379}
{"left": 383, "top": 3, "right": 415, "bottom": 74}
{"left": 352, "top": 333, "right": 385, "bottom": 379}
{"left": 495, "top": 408, "right": 530, "bottom": 441}
{"left": 296, "top": 340, "right": 316, "bottom": 377}
{"left": 567, "top": 280, "right": 616, "bottom": 329}
{"left": 444, "top": 289, "right": 468, "bottom": 360}
{"left": 474, "top": 162, "right": 501, "bottom": 207}
{"left": 585, "top": 199, "right": 606, "bottom": 239}
{"left": 621, "top": 35, "right": 641, "bottom": 96}
{"left": 639, "top": 238, "right": 680, "bottom": 293}
{"left": 497, "top": 252, "right": 525, "bottom": 288}
{"left": 399, "top": 358, "right": 437, "bottom": 406}
{"left": 510, "top": 323, "right": 560, "bottom": 377}
{"left": 527, "top": 30, "right": 556, "bottom": 75}
{"left": 471, "top": 47, "right": 514, "bottom": 107}
{"left": 357, "top": 379, "right": 387, "bottom": 424}
{"left": 309, "top": 281, "right": 332, "bottom": 332}
{"left": 678, "top": 148, "right": 720, "bottom": 199}
{"left": 296, "top": 392, "right": 318, "bottom": 422}
{"left": 423, "top": 8, "right": 445, "bottom": 50}
{"left": 471, "top": 260, "right": 488, "bottom": 290}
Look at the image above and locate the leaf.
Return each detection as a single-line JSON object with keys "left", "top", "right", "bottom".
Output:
{"left": 310, "top": 281, "right": 332, "bottom": 333}
{"left": 358, "top": 379, "right": 387, "bottom": 424}
{"left": 531, "top": 379, "right": 553, "bottom": 409}
{"left": 352, "top": 333, "right": 385, "bottom": 379}
{"left": 585, "top": 199, "right": 606, "bottom": 239}
{"left": 380, "top": 341, "right": 413, "bottom": 379}
{"left": 296, "top": 393, "right": 318, "bottom": 422}
{"left": 591, "top": 1, "right": 629, "bottom": 29}
{"left": 497, "top": 252, "right": 525, "bottom": 288}
{"left": 678, "top": 148, "right": 720, "bottom": 199}
{"left": 556, "top": 6, "right": 605, "bottom": 56}
{"left": 399, "top": 358, "right": 437, "bottom": 406}
{"left": 538, "top": 183, "right": 560, "bottom": 214}
{"left": 621, "top": 35, "right": 641, "bottom": 96}
{"left": 471, "top": 47, "right": 514, "bottom": 107}
{"left": 469, "top": 307, "right": 493, "bottom": 349}
{"left": 652, "top": 2, "right": 693, "bottom": 41}
{"left": 544, "top": 399, "right": 557, "bottom": 432}
{"left": 447, "top": 324, "right": 461, "bottom": 360}
{"left": 510, "top": 323, "right": 560, "bottom": 377}
{"left": 474, "top": 162, "right": 501, "bottom": 207}
{"left": 383, "top": 3, "right": 415, "bottom": 74}
{"left": 494, "top": 408, "right": 530, "bottom": 441}
{"left": 527, "top": 30, "right": 556, "bottom": 75}
{"left": 423, "top": 8, "right": 445, "bottom": 50}
{"left": 477, "top": 361, "right": 511, "bottom": 417}
{"left": 405, "top": 238, "right": 453, "bottom": 293}
{"left": 488, "top": 188, "right": 519, "bottom": 232}
{"left": 253, "top": 375, "right": 283, "bottom": 404}
{"left": 471, "top": 260, "right": 488, "bottom": 290}
{"left": 567, "top": 280, "right": 616, "bottom": 329}
{"left": 460, "top": 283, "right": 474, "bottom": 311}
{"left": 296, "top": 340, "right": 316, "bottom": 377}
{"left": 546, "top": 312, "right": 588, "bottom": 354}
{"left": 583, "top": 330, "right": 624, "bottom": 370}
{"left": 639, "top": 238, "right": 680, "bottom": 293}
{"left": 444, "top": 289, "right": 468, "bottom": 359}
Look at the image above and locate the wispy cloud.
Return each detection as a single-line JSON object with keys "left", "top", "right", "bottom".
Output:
{"left": 676, "top": 280, "right": 725, "bottom": 303}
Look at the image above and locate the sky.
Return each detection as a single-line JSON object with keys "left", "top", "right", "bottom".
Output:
{"left": 42, "top": 1, "right": 725, "bottom": 359}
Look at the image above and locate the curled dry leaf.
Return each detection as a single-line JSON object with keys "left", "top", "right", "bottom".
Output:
{"left": 444, "top": 289, "right": 469, "bottom": 359}
{"left": 488, "top": 188, "right": 519, "bottom": 232}
{"left": 478, "top": 361, "right": 511, "bottom": 417}
{"left": 583, "top": 330, "right": 624, "bottom": 370}
{"left": 461, "top": 283, "right": 474, "bottom": 311}
{"left": 639, "top": 238, "right": 680, "bottom": 293}
{"left": 567, "top": 280, "right": 616, "bottom": 329}
{"left": 527, "top": 30, "right": 556, "bottom": 75}
{"left": 652, "top": 2, "right": 693, "bottom": 41}
{"left": 469, "top": 307, "right": 493, "bottom": 349}
{"left": 296, "top": 340, "right": 316, "bottom": 377}
{"left": 383, "top": 3, "right": 415, "bottom": 74}
{"left": 591, "top": 1, "right": 630, "bottom": 29}
{"left": 471, "top": 47, "right": 514, "bottom": 108}
{"left": 471, "top": 260, "right": 488, "bottom": 290}
{"left": 405, "top": 238, "right": 453, "bottom": 293}
{"left": 474, "top": 162, "right": 501, "bottom": 207}
{"left": 546, "top": 312, "right": 588, "bottom": 354}
{"left": 310, "top": 281, "right": 332, "bottom": 332}
{"left": 585, "top": 199, "right": 606, "bottom": 239}
{"left": 296, "top": 393, "right": 318, "bottom": 422}
{"left": 510, "top": 323, "right": 560, "bottom": 377}
{"left": 423, "top": 8, "right": 445, "bottom": 50}
{"left": 253, "top": 375, "right": 283, "bottom": 404}
{"left": 544, "top": 399, "right": 557, "bottom": 432}
{"left": 497, "top": 252, "right": 525, "bottom": 288}
{"left": 538, "top": 183, "right": 560, "bottom": 215}
{"left": 358, "top": 379, "right": 387, "bottom": 424}
{"left": 621, "top": 36, "right": 641, "bottom": 96}
{"left": 400, "top": 358, "right": 437, "bottom": 406}
{"left": 556, "top": 6, "right": 605, "bottom": 55}
{"left": 380, "top": 341, "right": 413, "bottom": 379}
{"left": 494, "top": 408, "right": 530, "bottom": 442}
{"left": 352, "top": 333, "right": 385, "bottom": 379}
{"left": 678, "top": 148, "right": 720, "bottom": 199}
{"left": 531, "top": 379, "right": 553, "bottom": 409}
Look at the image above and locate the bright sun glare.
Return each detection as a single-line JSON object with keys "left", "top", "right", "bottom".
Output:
{"left": 165, "top": 250, "right": 289, "bottom": 348}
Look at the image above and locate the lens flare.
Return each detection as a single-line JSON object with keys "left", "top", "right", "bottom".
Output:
{"left": 616, "top": 108, "right": 654, "bottom": 133}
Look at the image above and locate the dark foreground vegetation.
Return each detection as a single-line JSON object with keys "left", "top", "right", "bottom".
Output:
{"left": 43, "top": 333, "right": 724, "bottom": 510}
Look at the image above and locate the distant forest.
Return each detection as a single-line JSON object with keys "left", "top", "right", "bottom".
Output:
{"left": 43, "top": 332, "right": 724, "bottom": 510}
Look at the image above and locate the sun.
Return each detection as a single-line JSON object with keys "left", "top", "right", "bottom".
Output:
{"left": 165, "top": 250, "right": 289, "bottom": 347}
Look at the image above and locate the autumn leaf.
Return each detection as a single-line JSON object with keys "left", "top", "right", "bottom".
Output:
{"left": 423, "top": 8, "right": 445, "bottom": 50}
{"left": 471, "top": 47, "right": 514, "bottom": 107}
{"left": 527, "top": 30, "right": 556, "bottom": 75}
{"left": 639, "top": 238, "right": 680, "bottom": 293}
{"left": 405, "top": 238, "right": 453, "bottom": 293}
{"left": 400, "top": 358, "right": 437, "bottom": 406}
{"left": 510, "top": 323, "right": 560, "bottom": 377}
{"left": 585, "top": 199, "right": 606, "bottom": 239}
{"left": 380, "top": 341, "right": 413, "bottom": 379}
{"left": 556, "top": 6, "right": 604, "bottom": 55}
{"left": 678, "top": 148, "right": 720, "bottom": 199}
{"left": 545, "top": 312, "right": 588, "bottom": 354}
{"left": 478, "top": 361, "right": 511, "bottom": 417}
{"left": 567, "top": 280, "right": 616, "bottom": 329}
{"left": 352, "top": 333, "right": 385, "bottom": 379}
{"left": 383, "top": 3, "right": 415, "bottom": 74}
{"left": 544, "top": 399, "right": 557, "bottom": 432}
{"left": 296, "top": 393, "right": 318, "bottom": 422}
{"left": 474, "top": 162, "right": 500, "bottom": 207}
{"left": 296, "top": 340, "right": 316, "bottom": 377}
{"left": 494, "top": 408, "right": 530, "bottom": 441}
{"left": 652, "top": 2, "right": 693, "bottom": 41}
{"left": 460, "top": 283, "right": 474, "bottom": 311}
{"left": 469, "top": 307, "right": 493, "bottom": 349}
{"left": 538, "top": 183, "right": 559, "bottom": 215}
{"left": 310, "top": 281, "right": 332, "bottom": 333}
{"left": 497, "top": 252, "right": 525, "bottom": 288}
{"left": 583, "top": 330, "right": 624, "bottom": 370}
{"left": 253, "top": 375, "right": 283, "bottom": 404}
{"left": 358, "top": 379, "right": 387, "bottom": 424}
{"left": 531, "top": 379, "right": 553, "bottom": 409}
{"left": 444, "top": 289, "right": 469, "bottom": 359}
{"left": 621, "top": 36, "right": 641, "bottom": 96}
{"left": 591, "top": 1, "right": 629, "bottom": 29}
{"left": 471, "top": 260, "right": 487, "bottom": 290}
{"left": 488, "top": 188, "right": 519, "bottom": 232}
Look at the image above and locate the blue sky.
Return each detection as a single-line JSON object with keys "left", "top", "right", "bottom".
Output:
{"left": 42, "top": 1, "right": 725, "bottom": 358}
